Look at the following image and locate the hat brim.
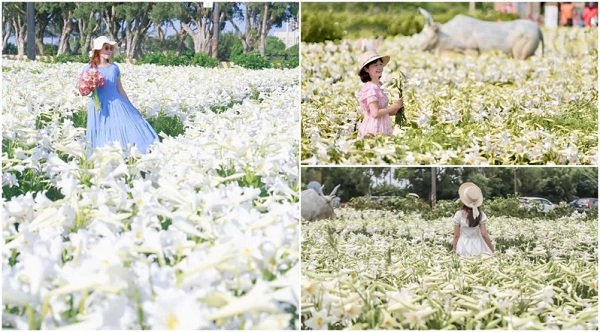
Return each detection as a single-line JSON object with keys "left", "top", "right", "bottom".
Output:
{"left": 458, "top": 182, "right": 483, "bottom": 207}
{"left": 357, "top": 55, "right": 390, "bottom": 75}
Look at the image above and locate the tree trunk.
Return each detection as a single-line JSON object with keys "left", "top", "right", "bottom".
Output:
{"left": 307, "top": 169, "right": 322, "bottom": 183}
{"left": 121, "top": 4, "right": 153, "bottom": 58}
{"left": 157, "top": 24, "right": 165, "bottom": 52}
{"left": 35, "top": 21, "right": 44, "bottom": 56}
{"left": 130, "top": 32, "right": 139, "bottom": 58}
{"left": 124, "top": 27, "right": 133, "bottom": 58}
{"left": 78, "top": 11, "right": 100, "bottom": 56}
{"left": 244, "top": 2, "right": 252, "bottom": 52}
{"left": 229, "top": 3, "right": 261, "bottom": 53}
{"left": 12, "top": 15, "right": 26, "bottom": 56}
{"left": 134, "top": 33, "right": 144, "bottom": 58}
{"left": 2, "top": 9, "right": 11, "bottom": 53}
{"left": 259, "top": 2, "right": 269, "bottom": 57}
{"left": 172, "top": 21, "right": 186, "bottom": 55}
{"left": 2, "top": 23, "right": 10, "bottom": 53}
{"left": 229, "top": 16, "right": 248, "bottom": 52}
{"left": 35, "top": 38, "right": 44, "bottom": 56}
{"left": 181, "top": 17, "right": 211, "bottom": 54}
{"left": 469, "top": 2, "right": 476, "bottom": 14}
{"left": 430, "top": 167, "right": 437, "bottom": 207}
{"left": 57, "top": 12, "right": 73, "bottom": 55}
{"left": 365, "top": 169, "right": 372, "bottom": 199}
{"left": 211, "top": 2, "right": 220, "bottom": 58}
{"left": 101, "top": 5, "right": 118, "bottom": 41}
{"left": 513, "top": 168, "right": 518, "bottom": 195}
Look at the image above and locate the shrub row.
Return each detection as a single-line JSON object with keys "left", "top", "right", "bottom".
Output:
{"left": 347, "top": 196, "right": 597, "bottom": 221}
{"left": 38, "top": 51, "right": 298, "bottom": 70}
{"left": 301, "top": 9, "right": 520, "bottom": 43}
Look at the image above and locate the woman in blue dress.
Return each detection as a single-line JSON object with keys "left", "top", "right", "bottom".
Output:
{"left": 81, "top": 36, "right": 158, "bottom": 155}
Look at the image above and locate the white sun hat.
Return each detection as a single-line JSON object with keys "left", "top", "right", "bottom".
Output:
{"left": 357, "top": 50, "right": 390, "bottom": 75}
{"left": 89, "top": 36, "right": 119, "bottom": 58}
{"left": 458, "top": 182, "right": 483, "bottom": 218}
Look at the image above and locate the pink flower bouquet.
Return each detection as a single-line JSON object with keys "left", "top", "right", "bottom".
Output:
{"left": 78, "top": 68, "right": 105, "bottom": 111}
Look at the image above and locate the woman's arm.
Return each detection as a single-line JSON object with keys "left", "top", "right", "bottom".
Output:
{"left": 368, "top": 99, "right": 402, "bottom": 118}
{"left": 116, "top": 76, "right": 131, "bottom": 103}
{"left": 479, "top": 224, "right": 495, "bottom": 253}
{"left": 453, "top": 224, "right": 460, "bottom": 252}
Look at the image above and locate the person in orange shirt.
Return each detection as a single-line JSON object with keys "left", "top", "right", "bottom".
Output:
{"left": 582, "top": 2, "right": 598, "bottom": 27}
{"left": 560, "top": 2, "right": 574, "bottom": 26}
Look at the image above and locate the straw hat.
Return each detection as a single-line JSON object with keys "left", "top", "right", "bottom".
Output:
{"left": 458, "top": 182, "right": 483, "bottom": 208}
{"left": 357, "top": 50, "right": 390, "bottom": 75}
{"left": 89, "top": 36, "right": 119, "bottom": 57}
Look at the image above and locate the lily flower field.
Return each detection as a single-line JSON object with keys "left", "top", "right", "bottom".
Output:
{"left": 301, "top": 28, "right": 598, "bottom": 165}
{"left": 301, "top": 208, "right": 598, "bottom": 330}
{"left": 2, "top": 61, "right": 300, "bottom": 329}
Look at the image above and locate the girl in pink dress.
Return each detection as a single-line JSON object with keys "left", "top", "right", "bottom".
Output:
{"left": 356, "top": 51, "right": 403, "bottom": 136}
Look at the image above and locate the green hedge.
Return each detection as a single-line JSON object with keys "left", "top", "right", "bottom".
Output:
{"left": 232, "top": 51, "right": 271, "bottom": 70}
{"left": 301, "top": 10, "right": 346, "bottom": 43}
{"left": 138, "top": 51, "right": 219, "bottom": 67}
{"left": 301, "top": 9, "right": 521, "bottom": 43}
{"left": 348, "top": 196, "right": 597, "bottom": 221}
{"left": 17, "top": 51, "right": 295, "bottom": 69}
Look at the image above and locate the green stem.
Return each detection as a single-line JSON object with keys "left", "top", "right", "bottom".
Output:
{"left": 78, "top": 290, "right": 88, "bottom": 315}
{"left": 26, "top": 305, "right": 38, "bottom": 329}
{"left": 134, "top": 289, "right": 146, "bottom": 329}
{"left": 93, "top": 90, "right": 101, "bottom": 111}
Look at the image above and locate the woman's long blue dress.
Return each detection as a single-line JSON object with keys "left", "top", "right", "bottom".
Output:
{"left": 83, "top": 63, "right": 158, "bottom": 154}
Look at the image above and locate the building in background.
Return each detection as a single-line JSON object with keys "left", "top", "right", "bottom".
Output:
{"left": 493, "top": 2, "right": 592, "bottom": 27}
{"left": 272, "top": 18, "right": 299, "bottom": 49}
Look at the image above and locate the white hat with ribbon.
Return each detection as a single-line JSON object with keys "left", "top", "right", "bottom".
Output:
{"left": 458, "top": 182, "right": 483, "bottom": 219}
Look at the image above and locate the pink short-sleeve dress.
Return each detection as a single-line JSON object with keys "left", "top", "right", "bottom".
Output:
{"left": 357, "top": 82, "right": 393, "bottom": 136}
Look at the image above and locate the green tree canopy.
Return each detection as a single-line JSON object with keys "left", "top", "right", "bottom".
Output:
{"left": 303, "top": 167, "right": 598, "bottom": 204}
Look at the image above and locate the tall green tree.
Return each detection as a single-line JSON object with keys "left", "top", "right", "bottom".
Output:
{"left": 99, "top": 3, "right": 120, "bottom": 42}
{"left": 3, "top": 3, "right": 27, "bottom": 55}
{"left": 118, "top": 2, "right": 155, "bottom": 58}
{"left": 48, "top": 3, "right": 76, "bottom": 55}
{"left": 395, "top": 167, "right": 463, "bottom": 201}
{"left": 218, "top": 32, "right": 243, "bottom": 60}
{"left": 211, "top": 1, "right": 221, "bottom": 58}
{"left": 462, "top": 167, "right": 516, "bottom": 198}
{"left": 229, "top": 2, "right": 297, "bottom": 55}
{"left": 265, "top": 35, "right": 285, "bottom": 57}
{"left": 229, "top": 2, "right": 259, "bottom": 52}
{"left": 72, "top": 2, "right": 103, "bottom": 55}
{"left": 2, "top": 4, "right": 13, "bottom": 53}
{"left": 149, "top": 2, "right": 188, "bottom": 54}
{"left": 301, "top": 168, "right": 372, "bottom": 202}
{"left": 149, "top": 2, "right": 171, "bottom": 52}
{"left": 177, "top": 2, "right": 226, "bottom": 54}
{"left": 571, "top": 168, "right": 598, "bottom": 199}
{"left": 257, "top": 2, "right": 297, "bottom": 56}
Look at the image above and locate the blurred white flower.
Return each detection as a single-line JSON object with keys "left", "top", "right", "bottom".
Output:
{"left": 143, "top": 289, "right": 209, "bottom": 330}
{"left": 304, "top": 308, "right": 332, "bottom": 330}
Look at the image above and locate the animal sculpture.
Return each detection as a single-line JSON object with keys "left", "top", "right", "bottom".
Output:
{"left": 301, "top": 183, "right": 341, "bottom": 221}
{"left": 418, "top": 7, "right": 544, "bottom": 60}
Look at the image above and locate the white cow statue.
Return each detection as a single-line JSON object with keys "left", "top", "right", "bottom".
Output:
{"left": 301, "top": 183, "right": 341, "bottom": 221}
{"left": 418, "top": 7, "right": 544, "bottom": 60}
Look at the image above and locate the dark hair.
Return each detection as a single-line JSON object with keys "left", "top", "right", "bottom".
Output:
{"left": 358, "top": 58, "right": 383, "bottom": 83}
{"left": 461, "top": 204, "right": 483, "bottom": 227}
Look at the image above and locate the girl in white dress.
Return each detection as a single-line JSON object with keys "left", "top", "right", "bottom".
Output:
{"left": 453, "top": 182, "right": 495, "bottom": 256}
